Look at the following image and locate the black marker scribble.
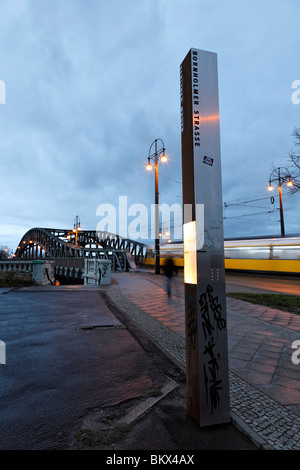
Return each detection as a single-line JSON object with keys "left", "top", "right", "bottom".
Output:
{"left": 187, "top": 295, "right": 197, "bottom": 352}
{"left": 199, "top": 284, "right": 226, "bottom": 414}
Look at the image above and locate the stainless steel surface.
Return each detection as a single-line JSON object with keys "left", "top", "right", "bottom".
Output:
{"left": 181, "top": 48, "right": 230, "bottom": 425}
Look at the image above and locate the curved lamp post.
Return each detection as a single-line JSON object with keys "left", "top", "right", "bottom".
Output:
{"left": 146, "top": 139, "right": 168, "bottom": 274}
{"left": 73, "top": 215, "right": 82, "bottom": 246}
{"left": 268, "top": 167, "right": 293, "bottom": 237}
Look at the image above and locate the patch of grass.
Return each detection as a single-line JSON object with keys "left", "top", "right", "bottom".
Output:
{"left": 74, "top": 428, "right": 105, "bottom": 447}
{"left": 0, "top": 273, "right": 34, "bottom": 287}
{"left": 148, "top": 388, "right": 162, "bottom": 398}
{"left": 74, "top": 423, "right": 132, "bottom": 448}
{"left": 227, "top": 293, "right": 300, "bottom": 315}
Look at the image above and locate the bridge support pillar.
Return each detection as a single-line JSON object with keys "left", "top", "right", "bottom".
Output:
{"left": 32, "top": 261, "right": 55, "bottom": 286}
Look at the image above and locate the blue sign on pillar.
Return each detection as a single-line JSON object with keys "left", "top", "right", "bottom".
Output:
{"left": 180, "top": 48, "right": 230, "bottom": 426}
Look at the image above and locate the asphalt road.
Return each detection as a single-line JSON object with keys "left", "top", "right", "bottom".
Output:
{"left": 0, "top": 286, "right": 165, "bottom": 450}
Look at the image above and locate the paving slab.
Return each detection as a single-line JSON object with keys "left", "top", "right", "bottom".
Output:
{"left": 104, "top": 270, "right": 300, "bottom": 450}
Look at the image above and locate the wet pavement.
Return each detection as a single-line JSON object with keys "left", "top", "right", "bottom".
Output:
{"left": 1, "top": 271, "right": 300, "bottom": 451}
{"left": 0, "top": 286, "right": 167, "bottom": 450}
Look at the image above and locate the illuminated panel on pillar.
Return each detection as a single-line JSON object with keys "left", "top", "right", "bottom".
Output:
{"left": 183, "top": 221, "right": 197, "bottom": 284}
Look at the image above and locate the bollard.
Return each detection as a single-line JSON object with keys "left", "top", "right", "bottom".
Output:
{"left": 84, "top": 259, "right": 111, "bottom": 285}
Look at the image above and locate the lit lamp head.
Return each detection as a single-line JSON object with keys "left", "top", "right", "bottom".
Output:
{"left": 287, "top": 179, "right": 293, "bottom": 187}
{"left": 146, "top": 160, "right": 153, "bottom": 171}
{"left": 268, "top": 182, "right": 274, "bottom": 191}
{"left": 160, "top": 149, "right": 168, "bottom": 163}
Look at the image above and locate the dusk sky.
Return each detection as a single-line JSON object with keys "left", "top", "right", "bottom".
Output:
{"left": 0, "top": 0, "right": 299, "bottom": 251}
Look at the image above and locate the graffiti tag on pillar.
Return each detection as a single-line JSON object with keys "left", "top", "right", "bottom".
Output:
{"left": 102, "top": 263, "right": 109, "bottom": 278}
{"left": 199, "top": 284, "right": 226, "bottom": 414}
{"left": 187, "top": 295, "right": 197, "bottom": 358}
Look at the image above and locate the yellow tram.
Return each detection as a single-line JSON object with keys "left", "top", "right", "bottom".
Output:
{"left": 144, "top": 237, "right": 300, "bottom": 275}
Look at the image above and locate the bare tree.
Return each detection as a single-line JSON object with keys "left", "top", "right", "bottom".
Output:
{"left": 0, "top": 246, "right": 9, "bottom": 260}
{"left": 287, "top": 127, "right": 300, "bottom": 192}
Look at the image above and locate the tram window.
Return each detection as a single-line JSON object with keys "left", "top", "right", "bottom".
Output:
{"left": 272, "top": 245, "right": 300, "bottom": 260}
{"left": 224, "top": 246, "right": 271, "bottom": 260}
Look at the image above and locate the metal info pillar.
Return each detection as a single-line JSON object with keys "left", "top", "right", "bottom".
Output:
{"left": 180, "top": 48, "right": 230, "bottom": 426}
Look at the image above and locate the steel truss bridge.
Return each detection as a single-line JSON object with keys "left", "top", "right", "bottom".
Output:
{"left": 15, "top": 227, "right": 146, "bottom": 272}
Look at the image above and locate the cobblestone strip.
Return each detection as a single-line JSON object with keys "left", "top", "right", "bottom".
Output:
{"left": 107, "top": 289, "right": 300, "bottom": 450}
{"left": 229, "top": 372, "right": 300, "bottom": 450}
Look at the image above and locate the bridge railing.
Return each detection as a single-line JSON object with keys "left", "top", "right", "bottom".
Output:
{"left": 0, "top": 260, "right": 34, "bottom": 273}
{"left": 0, "top": 260, "right": 55, "bottom": 286}
{"left": 15, "top": 227, "right": 147, "bottom": 266}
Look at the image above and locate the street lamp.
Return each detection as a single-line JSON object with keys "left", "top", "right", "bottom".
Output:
{"left": 73, "top": 215, "right": 82, "bottom": 246}
{"left": 267, "top": 167, "right": 293, "bottom": 237}
{"left": 146, "top": 138, "right": 168, "bottom": 274}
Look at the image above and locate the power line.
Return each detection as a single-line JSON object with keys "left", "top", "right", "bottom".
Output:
{"left": 223, "top": 210, "right": 275, "bottom": 220}
{"left": 160, "top": 193, "right": 181, "bottom": 198}
{"left": 158, "top": 173, "right": 182, "bottom": 185}
{"left": 224, "top": 194, "right": 278, "bottom": 207}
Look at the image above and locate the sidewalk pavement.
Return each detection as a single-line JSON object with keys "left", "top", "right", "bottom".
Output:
{"left": 101, "top": 270, "right": 300, "bottom": 451}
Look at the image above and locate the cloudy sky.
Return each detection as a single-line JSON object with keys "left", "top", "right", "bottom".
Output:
{"left": 0, "top": 0, "right": 299, "bottom": 251}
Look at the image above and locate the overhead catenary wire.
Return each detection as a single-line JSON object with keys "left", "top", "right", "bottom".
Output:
{"left": 160, "top": 193, "right": 181, "bottom": 198}
{"left": 224, "top": 194, "right": 279, "bottom": 207}
{"left": 158, "top": 173, "right": 182, "bottom": 185}
{"left": 223, "top": 210, "right": 275, "bottom": 220}
{"left": 121, "top": 199, "right": 278, "bottom": 232}
{"left": 117, "top": 190, "right": 298, "bottom": 236}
